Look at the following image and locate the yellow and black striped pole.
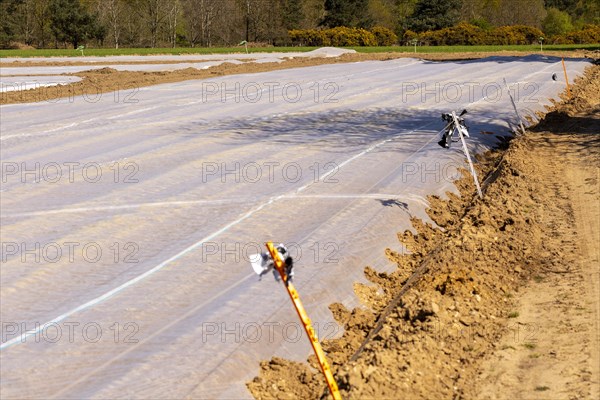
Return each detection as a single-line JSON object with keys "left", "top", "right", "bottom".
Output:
{"left": 265, "top": 242, "right": 342, "bottom": 400}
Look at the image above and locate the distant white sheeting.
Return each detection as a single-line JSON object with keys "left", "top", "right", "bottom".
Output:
{"left": 0, "top": 52, "right": 303, "bottom": 64}
{"left": 304, "top": 47, "right": 356, "bottom": 57}
{"left": 0, "top": 48, "right": 356, "bottom": 91}
{"left": 253, "top": 57, "right": 286, "bottom": 64}
{"left": 0, "top": 60, "right": 246, "bottom": 76}
{"left": 0, "top": 75, "right": 82, "bottom": 92}
{"left": 0, "top": 47, "right": 355, "bottom": 64}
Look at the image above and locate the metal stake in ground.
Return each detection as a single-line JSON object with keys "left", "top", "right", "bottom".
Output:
{"left": 503, "top": 78, "right": 526, "bottom": 135}
{"left": 452, "top": 111, "right": 483, "bottom": 198}
{"left": 264, "top": 242, "right": 342, "bottom": 400}
{"left": 562, "top": 58, "right": 572, "bottom": 99}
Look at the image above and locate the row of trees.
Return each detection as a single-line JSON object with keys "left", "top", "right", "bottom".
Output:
{"left": 1, "top": 0, "right": 598, "bottom": 49}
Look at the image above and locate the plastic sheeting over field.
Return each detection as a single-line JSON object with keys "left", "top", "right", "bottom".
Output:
{"left": 0, "top": 48, "right": 356, "bottom": 77}
{"left": 0, "top": 76, "right": 82, "bottom": 92}
{"left": 0, "top": 55, "right": 590, "bottom": 399}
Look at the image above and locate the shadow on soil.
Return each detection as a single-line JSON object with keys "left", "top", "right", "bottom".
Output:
{"left": 528, "top": 107, "right": 600, "bottom": 159}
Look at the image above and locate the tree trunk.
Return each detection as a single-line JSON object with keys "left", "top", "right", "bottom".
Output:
{"left": 172, "top": 11, "right": 177, "bottom": 48}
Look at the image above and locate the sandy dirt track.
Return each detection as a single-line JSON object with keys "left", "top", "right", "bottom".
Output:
{"left": 477, "top": 74, "right": 600, "bottom": 399}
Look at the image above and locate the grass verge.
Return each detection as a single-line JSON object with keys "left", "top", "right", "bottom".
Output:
{"left": 1, "top": 44, "right": 598, "bottom": 58}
